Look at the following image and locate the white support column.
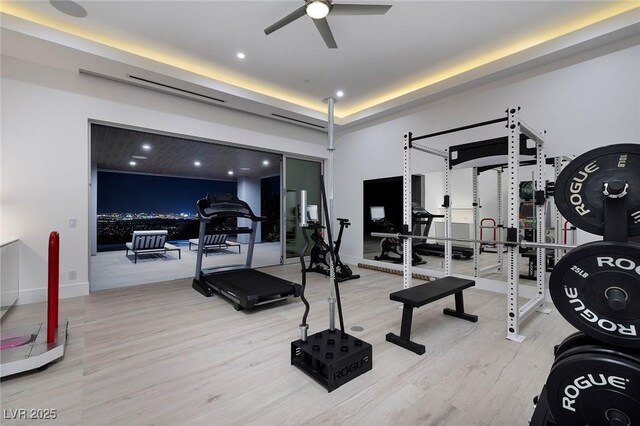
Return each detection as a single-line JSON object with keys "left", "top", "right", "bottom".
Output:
{"left": 506, "top": 107, "right": 524, "bottom": 342}
{"left": 325, "top": 97, "right": 337, "bottom": 330}
{"left": 497, "top": 169, "right": 504, "bottom": 271}
{"left": 535, "top": 138, "right": 549, "bottom": 310}
{"left": 403, "top": 133, "right": 413, "bottom": 289}
{"left": 472, "top": 167, "right": 479, "bottom": 277}
{"left": 554, "top": 157, "right": 564, "bottom": 262}
{"left": 444, "top": 152, "right": 452, "bottom": 277}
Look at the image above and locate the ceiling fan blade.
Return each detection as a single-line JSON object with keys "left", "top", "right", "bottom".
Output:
{"left": 313, "top": 18, "right": 338, "bottom": 49}
{"left": 264, "top": 5, "right": 307, "bottom": 35}
{"left": 330, "top": 4, "right": 392, "bottom": 15}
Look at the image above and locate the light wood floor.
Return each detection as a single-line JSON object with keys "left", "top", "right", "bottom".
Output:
{"left": 1, "top": 264, "right": 576, "bottom": 425}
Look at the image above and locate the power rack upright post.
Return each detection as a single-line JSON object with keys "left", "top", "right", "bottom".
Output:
{"left": 506, "top": 107, "right": 550, "bottom": 342}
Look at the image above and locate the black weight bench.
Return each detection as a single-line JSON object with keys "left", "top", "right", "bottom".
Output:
{"left": 386, "top": 276, "right": 478, "bottom": 355}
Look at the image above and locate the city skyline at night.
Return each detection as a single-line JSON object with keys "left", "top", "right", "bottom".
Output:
{"left": 97, "top": 171, "right": 237, "bottom": 214}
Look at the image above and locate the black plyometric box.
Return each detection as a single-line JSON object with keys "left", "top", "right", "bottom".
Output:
{"left": 291, "top": 329, "right": 373, "bottom": 392}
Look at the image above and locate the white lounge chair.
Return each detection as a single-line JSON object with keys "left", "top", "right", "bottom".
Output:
{"left": 188, "top": 234, "right": 241, "bottom": 256}
{"left": 125, "top": 230, "right": 181, "bottom": 263}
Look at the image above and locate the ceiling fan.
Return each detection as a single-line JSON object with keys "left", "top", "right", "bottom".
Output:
{"left": 264, "top": 0, "right": 392, "bottom": 49}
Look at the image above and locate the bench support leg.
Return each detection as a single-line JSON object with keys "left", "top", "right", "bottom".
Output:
{"left": 443, "top": 291, "right": 478, "bottom": 322}
{"left": 386, "top": 305, "right": 426, "bottom": 355}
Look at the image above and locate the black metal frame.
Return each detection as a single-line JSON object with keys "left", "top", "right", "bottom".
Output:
{"left": 410, "top": 116, "right": 507, "bottom": 142}
{"left": 126, "top": 245, "right": 181, "bottom": 264}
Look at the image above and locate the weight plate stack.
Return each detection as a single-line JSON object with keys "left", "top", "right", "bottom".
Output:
{"left": 547, "top": 344, "right": 640, "bottom": 426}
{"left": 549, "top": 241, "right": 640, "bottom": 349}
{"left": 536, "top": 143, "right": 640, "bottom": 425}
{"left": 555, "top": 144, "right": 640, "bottom": 237}
{"left": 554, "top": 331, "right": 600, "bottom": 359}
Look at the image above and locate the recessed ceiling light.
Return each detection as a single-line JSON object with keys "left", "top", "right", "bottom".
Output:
{"left": 228, "top": 170, "right": 234, "bottom": 175}
{"left": 142, "top": 144, "right": 151, "bottom": 150}
{"left": 194, "top": 161, "right": 201, "bottom": 167}
{"left": 336, "top": 90, "right": 344, "bottom": 98}
{"left": 49, "top": 0, "right": 87, "bottom": 18}
{"left": 236, "top": 52, "right": 246, "bottom": 59}
{"left": 262, "top": 160, "right": 270, "bottom": 166}
{"left": 132, "top": 155, "right": 147, "bottom": 160}
{"left": 129, "top": 161, "right": 137, "bottom": 166}
{"left": 240, "top": 167, "right": 251, "bottom": 171}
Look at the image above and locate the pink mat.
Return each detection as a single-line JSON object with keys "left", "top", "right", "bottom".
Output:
{"left": 1, "top": 335, "right": 32, "bottom": 350}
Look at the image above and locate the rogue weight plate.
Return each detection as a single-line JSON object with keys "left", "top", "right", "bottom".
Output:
{"left": 555, "top": 144, "right": 640, "bottom": 236}
{"left": 553, "top": 342, "right": 640, "bottom": 369}
{"left": 549, "top": 241, "right": 640, "bottom": 348}
{"left": 547, "top": 349, "right": 640, "bottom": 426}
{"left": 554, "top": 332, "right": 600, "bottom": 359}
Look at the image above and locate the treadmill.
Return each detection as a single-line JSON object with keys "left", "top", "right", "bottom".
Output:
{"left": 192, "top": 193, "right": 301, "bottom": 310}
{"left": 412, "top": 203, "right": 474, "bottom": 260}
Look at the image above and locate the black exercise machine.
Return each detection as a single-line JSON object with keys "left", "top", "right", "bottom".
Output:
{"left": 412, "top": 203, "right": 474, "bottom": 260}
{"left": 192, "top": 193, "right": 301, "bottom": 310}
{"left": 371, "top": 206, "right": 425, "bottom": 265}
{"left": 306, "top": 206, "right": 360, "bottom": 282}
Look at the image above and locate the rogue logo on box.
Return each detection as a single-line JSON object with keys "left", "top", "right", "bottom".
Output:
{"left": 333, "top": 356, "right": 370, "bottom": 380}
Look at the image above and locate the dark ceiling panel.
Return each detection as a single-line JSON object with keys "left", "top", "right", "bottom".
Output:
{"left": 91, "top": 124, "right": 282, "bottom": 181}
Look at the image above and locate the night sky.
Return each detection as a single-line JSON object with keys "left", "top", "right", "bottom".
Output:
{"left": 98, "top": 172, "right": 237, "bottom": 214}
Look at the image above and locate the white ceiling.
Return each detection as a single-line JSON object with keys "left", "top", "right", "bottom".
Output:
{"left": 2, "top": 1, "right": 639, "bottom": 126}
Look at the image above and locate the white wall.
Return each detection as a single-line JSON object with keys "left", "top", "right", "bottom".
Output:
{"left": 335, "top": 43, "right": 640, "bottom": 264}
{"left": 1, "top": 55, "right": 327, "bottom": 304}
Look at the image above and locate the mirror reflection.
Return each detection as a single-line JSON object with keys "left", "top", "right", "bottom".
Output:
{"left": 363, "top": 161, "right": 572, "bottom": 285}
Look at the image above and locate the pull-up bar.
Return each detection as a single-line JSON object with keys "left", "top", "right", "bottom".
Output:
{"left": 410, "top": 116, "right": 507, "bottom": 142}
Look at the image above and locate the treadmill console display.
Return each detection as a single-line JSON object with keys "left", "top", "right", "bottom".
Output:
{"left": 198, "top": 193, "right": 254, "bottom": 219}
{"left": 412, "top": 202, "right": 444, "bottom": 220}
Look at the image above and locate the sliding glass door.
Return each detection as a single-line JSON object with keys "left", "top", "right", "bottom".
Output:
{"left": 283, "top": 157, "right": 322, "bottom": 260}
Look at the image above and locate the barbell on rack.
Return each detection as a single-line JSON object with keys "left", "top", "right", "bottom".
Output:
{"left": 370, "top": 232, "right": 576, "bottom": 251}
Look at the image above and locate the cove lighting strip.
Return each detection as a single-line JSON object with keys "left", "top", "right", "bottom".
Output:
{"left": 1, "top": 2, "right": 638, "bottom": 119}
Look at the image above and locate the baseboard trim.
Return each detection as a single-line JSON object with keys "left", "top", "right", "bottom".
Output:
{"left": 352, "top": 258, "right": 541, "bottom": 299}
{"left": 17, "top": 281, "right": 89, "bottom": 305}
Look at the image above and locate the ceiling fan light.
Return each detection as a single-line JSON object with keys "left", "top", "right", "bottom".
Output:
{"left": 306, "top": 0, "right": 330, "bottom": 19}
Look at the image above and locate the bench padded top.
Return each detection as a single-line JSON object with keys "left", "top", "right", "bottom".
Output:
{"left": 389, "top": 276, "right": 475, "bottom": 307}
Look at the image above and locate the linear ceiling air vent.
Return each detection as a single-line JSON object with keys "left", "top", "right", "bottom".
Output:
{"left": 80, "top": 69, "right": 326, "bottom": 131}
{"left": 271, "top": 113, "right": 325, "bottom": 129}
{"left": 128, "top": 75, "right": 225, "bottom": 103}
